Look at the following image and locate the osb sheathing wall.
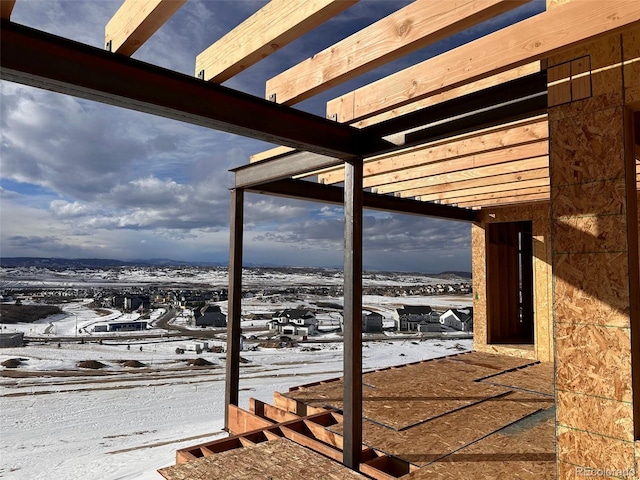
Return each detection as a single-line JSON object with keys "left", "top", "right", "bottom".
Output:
{"left": 548, "top": 28, "right": 640, "bottom": 477}
{"left": 471, "top": 202, "right": 553, "bottom": 362}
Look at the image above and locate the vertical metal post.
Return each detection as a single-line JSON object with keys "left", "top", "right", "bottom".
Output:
{"left": 225, "top": 188, "right": 244, "bottom": 431}
{"left": 343, "top": 158, "right": 363, "bottom": 470}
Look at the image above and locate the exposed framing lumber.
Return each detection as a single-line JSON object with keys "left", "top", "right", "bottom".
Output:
{"left": 252, "top": 67, "right": 543, "bottom": 166}
{"left": 196, "top": 0, "right": 357, "bottom": 84}
{"left": 457, "top": 192, "right": 549, "bottom": 207}
{"left": 374, "top": 156, "right": 549, "bottom": 194}
{"left": 0, "top": 0, "right": 16, "bottom": 20}
{"left": 351, "top": 62, "right": 541, "bottom": 128}
{"left": 318, "top": 117, "right": 548, "bottom": 185}
{"left": 246, "top": 179, "right": 479, "bottom": 222}
{"left": 441, "top": 184, "right": 550, "bottom": 205}
{"left": 266, "top": 0, "right": 530, "bottom": 105}
{"left": 418, "top": 177, "right": 549, "bottom": 202}
{"left": 251, "top": 146, "right": 295, "bottom": 163}
{"left": 0, "top": 20, "right": 391, "bottom": 160}
{"left": 327, "top": 0, "right": 640, "bottom": 122}
{"left": 105, "top": 0, "right": 186, "bottom": 56}
{"left": 361, "top": 141, "right": 548, "bottom": 190}
{"left": 401, "top": 167, "right": 549, "bottom": 198}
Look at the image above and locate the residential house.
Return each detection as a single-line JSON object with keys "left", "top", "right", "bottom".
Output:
{"left": 396, "top": 306, "right": 440, "bottom": 331}
{"left": 195, "top": 305, "right": 227, "bottom": 328}
{"left": 362, "top": 312, "right": 383, "bottom": 333}
{"left": 268, "top": 309, "right": 318, "bottom": 336}
{"left": 440, "top": 308, "right": 474, "bottom": 332}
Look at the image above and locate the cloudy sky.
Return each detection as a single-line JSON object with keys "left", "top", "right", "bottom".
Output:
{"left": 0, "top": 0, "right": 544, "bottom": 272}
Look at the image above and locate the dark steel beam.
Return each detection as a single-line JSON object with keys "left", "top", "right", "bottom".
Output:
{"left": 0, "top": 20, "right": 390, "bottom": 159}
{"left": 361, "top": 72, "right": 547, "bottom": 141}
{"left": 234, "top": 152, "right": 341, "bottom": 188}
{"left": 246, "top": 179, "right": 479, "bottom": 222}
{"left": 225, "top": 188, "right": 244, "bottom": 431}
{"left": 403, "top": 93, "right": 548, "bottom": 147}
{"left": 342, "top": 159, "right": 363, "bottom": 471}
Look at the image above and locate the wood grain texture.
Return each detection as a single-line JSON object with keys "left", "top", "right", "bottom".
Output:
{"left": 318, "top": 118, "right": 549, "bottom": 185}
{"left": 327, "top": 0, "right": 640, "bottom": 122}
{"left": 196, "top": 0, "right": 357, "bottom": 83}
{"left": 160, "top": 438, "right": 367, "bottom": 479}
{"left": 105, "top": 0, "right": 186, "bottom": 56}
{"left": 555, "top": 322, "right": 632, "bottom": 402}
{"left": 373, "top": 157, "right": 549, "bottom": 195}
{"left": 266, "top": 0, "right": 530, "bottom": 105}
{"left": 402, "top": 167, "right": 549, "bottom": 198}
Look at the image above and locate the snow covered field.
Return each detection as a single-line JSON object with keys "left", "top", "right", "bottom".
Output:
{"left": 1, "top": 266, "right": 473, "bottom": 479}
{"left": 0, "top": 337, "right": 472, "bottom": 480}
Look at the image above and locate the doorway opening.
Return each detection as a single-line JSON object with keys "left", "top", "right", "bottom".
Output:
{"left": 486, "top": 221, "right": 534, "bottom": 344}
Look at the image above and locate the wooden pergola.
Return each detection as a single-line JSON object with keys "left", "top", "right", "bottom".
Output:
{"left": 1, "top": 0, "right": 639, "bottom": 474}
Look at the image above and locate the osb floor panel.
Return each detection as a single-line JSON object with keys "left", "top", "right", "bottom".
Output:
{"left": 284, "top": 352, "right": 555, "bottom": 471}
{"left": 404, "top": 409, "right": 557, "bottom": 479}
{"left": 158, "top": 438, "right": 367, "bottom": 480}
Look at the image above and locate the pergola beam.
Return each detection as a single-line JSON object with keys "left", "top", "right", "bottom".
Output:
{"left": 327, "top": 0, "right": 640, "bottom": 122}
{"left": 457, "top": 191, "right": 549, "bottom": 207}
{"left": 196, "top": 0, "right": 357, "bottom": 84}
{"left": 246, "top": 179, "right": 479, "bottom": 222}
{"left": 362, "top": 141, "right": 548, "bottom": 190}
{"left": 402, "top": 167, "right": 549, "bottom": 198}
{"left": 105, "top": 0, "right": 186, "bottom": 56}
{"left": 0, "top": 20, "right": 390, "bottom": 160}
{"left": 418, "top": 177, "right": 549, "bottom": 202}
{"left": 234, "top": 152, "right": 342, "bottom": 188}
{"left": 318, "top": 116, "right": 548, "bottom": 185}
{"left": 441, "top": 184, "right": 550, "bottom": 205}
{"left": 266, "top": 0, "right": 530, "bottom": 105}
{"left": 375, "top": 156, "right": 549, "bottom": 194}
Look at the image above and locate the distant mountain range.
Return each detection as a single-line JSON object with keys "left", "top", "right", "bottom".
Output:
{"left": 0, "top": 257, "right": 471, "bottom": 279}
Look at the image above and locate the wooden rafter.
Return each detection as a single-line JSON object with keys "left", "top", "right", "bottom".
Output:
{"left": 418, "top": 177, "right": 549, "bottom": 202}
{"left": 350, "top": 62, "right": 541, "bottom": 128}
{"left": 401, "top": 167, "right": 549, "bottom": 198}
{"left": 195, "top": 0, "right": 357, "bottom": 84}
{"left": 440, "top": 184, "right": 550, "bottom": 205}
{"left": 327, "top": 0, "right": 640, "bottom": 122}
{"left": 360, "top": 142, "right": 548, "bottom": 190}
{"left": 0, "top": 0, "right": 16, "bottom": 20}
{"left": 457, "top": 192, "right": 549, "bottom": 208}
{"left": 317, "top": 117, "right": 548, "bottom": 184}
{"left": 105, "top": 0, "right": 186, "bottom": 56}
{"left": 266, "top": 0, "right": 530, "bottom": 105}
{"left": 374, "top": 156, "right": 549, "bottom": 194}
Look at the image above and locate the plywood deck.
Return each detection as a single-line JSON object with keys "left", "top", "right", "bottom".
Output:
{"left": 159, "top": 437, "right": 367, "bottom": 480}
{"left": 283, "top": 351, "right": 556, "bottom": 478}
{"left": 169, "top": 352, "right": 556, "bottom": 479}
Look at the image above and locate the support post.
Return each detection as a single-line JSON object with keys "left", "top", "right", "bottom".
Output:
{"left": 225, "top": 188, "right": 244, "bottom": 431}
{"left": 342, "top": 158, "right": 363, "bottom": 470}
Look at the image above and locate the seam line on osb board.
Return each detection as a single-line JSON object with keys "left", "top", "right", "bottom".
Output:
{"left": 556, "top": 388, "right": 633, "bottom": 405}
{"left": 554, "top": 320, "right": 630, "bottom": 329}
{"left": 558, "top": 423, "right": 634, "bottom": 444}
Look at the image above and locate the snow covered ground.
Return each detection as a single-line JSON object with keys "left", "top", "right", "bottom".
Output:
{"left": 1, "top": 267, "right": 473, "bottom": 479}
{"left": 0, "top": 337, "right": 472, "bottom": 480}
